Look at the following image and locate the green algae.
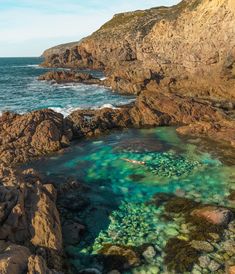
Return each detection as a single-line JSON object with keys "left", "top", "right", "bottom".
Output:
{"left": 92, "top": 202, "right": 161, "bottom": 252}
{"left": 164, "top": 238, "right": 200, "bottom": 273}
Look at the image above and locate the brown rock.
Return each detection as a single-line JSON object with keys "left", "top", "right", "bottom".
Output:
{"left": 27, "top": 255, "right": 62, "bottom": 274}
{"left": 0, "top": 242, "right": 31, "bottom": 274}
{"left": 38, "top": 70, "right": 101, "bottom": 85}
{"left": 228, "top": 265, "right": 235, "bottom": 274}
{"left": 0, "top": 168, "right": 62, "bottom": 271}
{"left": 99, "top": 245, "right": 140, "bottom": 270}
{"left": 67, "top": 106, "right": 131, "bottom": 137}
{"left": 177, "top": 120, "right": 235, "bottom": 148}
{"left": 191, "top": 206, "right": 233, "bottom": 226}
{"left": 0, "top": 109, "right": 72, "bottom": 165}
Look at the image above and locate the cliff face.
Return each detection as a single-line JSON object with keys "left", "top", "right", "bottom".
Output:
{"left": 42, "top": 0, "right": 235, "bottom": 100}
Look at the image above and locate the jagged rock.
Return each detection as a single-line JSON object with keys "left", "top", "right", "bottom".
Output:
{"left": 129, "top": 91, "right": 223, "bottom": 126}
{"left": 67, "top": 106, "right": 131, "bottom": 137}
{"left": 0, "top": 109, "right": 73, "bottom": 165}
{"left": 0, "top": 168, "right": 63, "bottom": 271}
{"left": 38, "top": 70, "right": 101, "bottom": 85}
{"left": 27, "top": 255, "right": 63, "bottom": 274}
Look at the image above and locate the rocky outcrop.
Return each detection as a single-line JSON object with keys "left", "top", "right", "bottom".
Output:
{"left": 67, "top": 91, "right": 234, "bottom": 143}
{"left": 67, "top": 106, "right": 131, "bottom": 137}
{"left": 177, "top": 119, "right": 235, "bottom": 148}
{"left": 0, "top": 167, "right": 63, "bottom": 273}
{"left": 42, "top": 0, "right": 235, "bottom": 100}
{"left": 0, "top": 109, "right": 73, "bottom": 166}
{"left": 38, "top": 70, "right": 101, "bottom": 85}
{"left": 0, "top": 110, "right": 70, "bottom": 273}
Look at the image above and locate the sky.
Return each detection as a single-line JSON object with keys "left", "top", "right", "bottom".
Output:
{"left": 0, "top": 0, "right": 180, "bottom": 57}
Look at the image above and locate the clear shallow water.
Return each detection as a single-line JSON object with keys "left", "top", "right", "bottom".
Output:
{"left": 27, "top": 127, "right": 235, "bottom": 273}
{"left": 0, "top": 57, "right": 135, "bottom": 116}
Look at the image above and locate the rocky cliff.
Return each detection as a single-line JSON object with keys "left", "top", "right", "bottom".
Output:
{"left": 42, "top": 0, "right": 235, "bottom": 99}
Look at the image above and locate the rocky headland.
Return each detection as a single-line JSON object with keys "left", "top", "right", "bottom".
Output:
{"left": 1, "top": 0, "right": 235, "bottom": 273}
{"left": 42, "top": 0, "right": 235, "bottom": 100}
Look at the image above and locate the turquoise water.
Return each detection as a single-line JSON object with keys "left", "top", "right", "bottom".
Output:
{"left": 0, "top": 57, "right": 135, "bottom": 115}
{"left": 28, "top": 127, "right": 235, "bottom": 273}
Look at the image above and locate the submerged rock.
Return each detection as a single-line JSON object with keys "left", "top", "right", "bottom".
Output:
{"left": 190, "top": 240, "right": 214, "bottom": 252}
{"left": 191, "top": 206, "right": 233, "bottom": 226}
{"left": 63, "top": 221, "right": 85, "bottom": 245}
{"left": 98, "top": 244, "right": 140, "bottom": 271}
{"left": 142, "top": 246, "right": 156, "bottom": 262}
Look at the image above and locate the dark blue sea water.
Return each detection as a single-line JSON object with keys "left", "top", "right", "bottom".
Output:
{"left": 0, "top": 57, "right": 135, "bottom": 116}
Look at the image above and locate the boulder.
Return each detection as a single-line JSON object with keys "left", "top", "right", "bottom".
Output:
{"left": 191, "top": 206, "right": 233, "bottom": 226}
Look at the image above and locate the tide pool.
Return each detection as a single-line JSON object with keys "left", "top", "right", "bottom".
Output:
{"left": 27, "top": 127, "right": 235, "bottom": 273}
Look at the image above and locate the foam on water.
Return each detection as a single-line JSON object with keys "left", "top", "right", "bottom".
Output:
{"left": 0, "top": 57, "right": 135, "bottom": 115}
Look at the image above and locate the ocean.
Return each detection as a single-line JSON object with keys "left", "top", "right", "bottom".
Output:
{"left": 0, "top": 57, "right": 135, "bottom": 116}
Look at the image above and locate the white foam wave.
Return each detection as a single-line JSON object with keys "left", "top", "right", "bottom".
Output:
{"left": 97, "top": 104, "right": 118, "bottom": 109}
{"left": 100, "top": 77, "right": 107, "bottom": 81}
{"left": 49, "top": 107, "right": 80, "bottom": 117}
{"left": 12, "top": 64, "right": 39, "bottom": 68}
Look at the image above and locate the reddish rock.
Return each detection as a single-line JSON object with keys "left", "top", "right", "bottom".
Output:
{"left": 191, "top": 206, "right": 233, "bottom": 226}
{"left": 228, "top": 265, "right": 235, "bottom": 274}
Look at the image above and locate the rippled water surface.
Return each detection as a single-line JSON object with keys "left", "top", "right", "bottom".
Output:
{"left": 28, "top": 127, "right": 235, "bottom": 273}
{"left": 0, "top": 57, "right": 135, "bottom": 115}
